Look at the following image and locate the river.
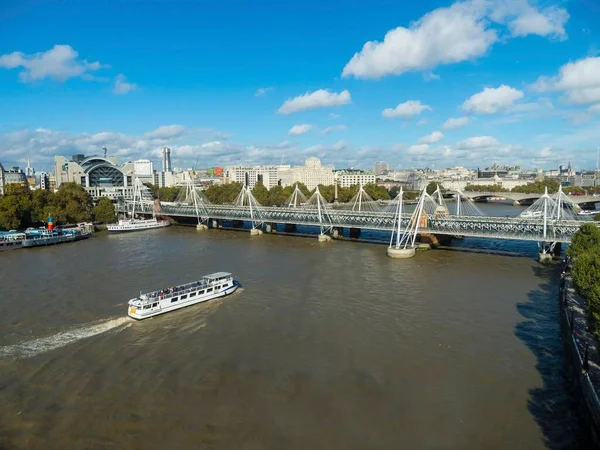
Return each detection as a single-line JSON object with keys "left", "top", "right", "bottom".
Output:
{"left": 0, "top": 203, "right": 592, "bottom": 449}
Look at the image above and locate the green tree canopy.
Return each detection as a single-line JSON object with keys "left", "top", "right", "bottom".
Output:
{"left": 464, "top": 184, "right": 509, "bottom": 192}
{"left": 511, "top": 178, "right": 559, "bottom": 194}
{"left": 567, "top": 223, "right": 600, "bottom": 258}
{"left": 251, "top": 181, "right": 269, "bottom": 205}
{"left": 93, "top": 197, "right": 117, "bottom": 223}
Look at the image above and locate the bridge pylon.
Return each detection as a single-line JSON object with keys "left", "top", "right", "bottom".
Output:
{"left": 234, "top": 184, "right": 265, "bottom": 233}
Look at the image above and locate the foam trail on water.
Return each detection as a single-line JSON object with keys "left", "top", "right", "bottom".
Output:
{"left": 0, "top": 317, "right": 132, "bottom": 361}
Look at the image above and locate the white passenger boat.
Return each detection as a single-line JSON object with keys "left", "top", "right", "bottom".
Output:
{"left": 127, "top": 272, "right": 240, "bottom": 320}
{"left": 108, "top": 217, "right": 170, "bottom": 233}
{"left": 108, "top": 178, "right": 170, "bottom": 233}
{"left": 577, "top": 210, "right": 597, "bottom": 216}
{"left": 521, "top": 210, "right": 543, "bottom": 218}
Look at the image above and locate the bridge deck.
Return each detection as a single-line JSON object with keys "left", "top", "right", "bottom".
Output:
{"left": 118, "top": 202, "right": 590, "bottom": 243}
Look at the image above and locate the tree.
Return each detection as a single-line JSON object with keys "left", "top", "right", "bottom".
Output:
{"left": 389, "top": 186, "right": 400, "bottom": 198}
{"left": 363, "top": 183, "right": 390, "bottom": 201}
{"left": 94, "top": 197, "right": 117, "bottom": 223}
{"left": 157, "top": 186, "right": 182, "bottom": 202}
{"left": 425, "top": 182, "right": 441, "bottom": 195}
{"left": 267, "top": 185, "right": 287, "bottom": 206}
{"left": 571, "top": 251, "right": 600, "bottom": 339}
{"left": 464, "top": 184, "right": 509, "bottom": 192}
{"left": 567, "top": 223, "right": 600, "bottom": 258}
{"left": 0, "top": 184, "right": 32, "bottom": 230}
{"left": 511, "top": 178, "right": 559, "bottom": 194}
{"left": 595, "top": 213, "right": 600, "bottom": 222}
{"left": 251, "top": 181, "right": 269, "bottom": 205}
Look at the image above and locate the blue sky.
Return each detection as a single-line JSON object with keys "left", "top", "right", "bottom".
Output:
{"left": 1, "top": 0, "right": 600, "bottom": 172}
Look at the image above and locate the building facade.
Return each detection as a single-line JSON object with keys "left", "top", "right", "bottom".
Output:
{"left": 225, "top": 164, "right": 291, "bottom": 189}
{"left": 334, "top": 170, "right": 376, "bottom": 188}
{"left": 54, "top": 155, "right": 135, "bottom": 199}
{"left": 373, "top": 161, "right": 389, "bottom": 175}
{"left": 0, "top": 163, "right": 28, "bottom": 195}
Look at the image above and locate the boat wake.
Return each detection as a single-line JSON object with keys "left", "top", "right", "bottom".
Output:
{"left": 0, "top": 317, "right": 132, "bottom": 361}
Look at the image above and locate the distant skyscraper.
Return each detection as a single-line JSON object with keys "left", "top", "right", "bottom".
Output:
{"left": 162, "top": 147, "right": 172, "bottom": 172}
{"left": 373, "top": 161, "right": 389, "bottom": 175}
{"left": 25, "top": 158, "right": 35, "bottom": 177}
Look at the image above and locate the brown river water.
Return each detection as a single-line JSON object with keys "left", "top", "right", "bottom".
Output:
{"left": 0, "top": 203, "right": 592, "bottom": 449}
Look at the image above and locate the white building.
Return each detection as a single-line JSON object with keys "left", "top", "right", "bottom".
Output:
{"left": 282, "top": 157, "right": 334, "bottom": 190}
{"left": 373, "top": 161, "right": 389, "bottom": 175}
{"left": 134, "top": 159, "right": 154, "bottom": 176}
{"left": 54, "top": 155, "right": 135, "bottom": 200}
{"left": 334, "top": 170, "right": 376, "bottom": 188}
{"left": 225, "top": 164, "right": 291, "bottom": 189}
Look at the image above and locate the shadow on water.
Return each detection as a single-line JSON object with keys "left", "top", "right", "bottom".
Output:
{"left": 515, "top": 264, "right": 592, "bottom": 449}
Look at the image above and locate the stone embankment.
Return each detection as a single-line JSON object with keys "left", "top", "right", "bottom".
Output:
{"left": 560, "top": 264, "right": 600, "bottom": 444}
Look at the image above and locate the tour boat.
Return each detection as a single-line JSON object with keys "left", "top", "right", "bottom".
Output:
{"left": 0, "top": 232, "right": 26, "bottom": 251}
{"left": 21, "top": 227, "right": 91, "bottom": 248}
{"left": 107, "top": 217, "right": 170, "bottom": 233}
{"left": 127, "top": 272, "right": 240, "bottom": 320}
{"left": 521, "top": 210, "right": 543, "bottom": 218}
{"left": 107, "top": 178, "right": 170, "bottom": 233}
{"left": 577, "top": 210, "right": 597, "bottom": 216}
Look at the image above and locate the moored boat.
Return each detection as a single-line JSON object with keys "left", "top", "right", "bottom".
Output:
{"left": 0, "top": 232, "right": 26, "bottom": 251}
{"left": 577, "top": 210, "right": 597, "bottom": 216}
{"left": 127, "top": 272, "right": 240, "bottom": 320}
{"left": 107, "top": 217, "right": 170, "bottom": 233}
{"left": 108, "top": 178, "right": 170, "bottom": 233}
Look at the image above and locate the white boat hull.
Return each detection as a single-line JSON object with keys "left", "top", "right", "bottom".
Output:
{"left": 108, "top": 219, "right": 170, "bottom": 233}
{"left": 128, "top": 280, "right": 239, "bottom": 320}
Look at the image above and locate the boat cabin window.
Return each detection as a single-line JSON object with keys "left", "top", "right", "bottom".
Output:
{"left": 171, "top": 297, "right": 178, "bottom": 303}
{"left": 152, "top": 303, "right": 158, "bottom": 307}
{"left": 181, "top": 294, "right": 187, "bottom": 300}
{"left": 143, "top": 305, "right": 151, "bottom": 310}
{"left": 207, "top": 288, "right": 213, "bottom": 293}
{"left": 190, "top": 292, "right": 196, "bottom": 297}
{"left": 199, "top": 290, "right": 205, "bottom": 295}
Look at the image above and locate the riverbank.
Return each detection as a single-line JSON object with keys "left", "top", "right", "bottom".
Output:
{"left": 560, "top": 265, "right": 600, "bottom": 444}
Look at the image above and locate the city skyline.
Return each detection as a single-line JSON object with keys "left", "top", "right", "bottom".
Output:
{"left": 1, "top": 0, "right": 600, "bottom": 171}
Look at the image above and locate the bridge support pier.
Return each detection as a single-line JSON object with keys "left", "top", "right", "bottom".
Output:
{"left": 538, "top": 252, "right": 553, "bottom": 263}
{"left": 318, "top": 234, "right": 332, "bottom": 242}
{"left": 332, "top": 227, "right": 342, "bottom": 239}
{"left": 250, "top": 228, "right": 263, "bottom": 236}
{"left": 211, "top": 219, "right": 223, "bottom": 229}
{"left": 265, "top": 223, "right": 276, "bottom": 233}
{"left": 387, "top": 247, "right": 416, "bottom": 258}
{"left": 284, "top": 224, "right": 296, "bottom": 233}
{"left": 196, "top": 223, "right": 208, "bottom": 231}
{"left": 513, "top": 200, "right": 521, "bottom": 206}
{"left": 349, "top": 228, "right": 361, "bottom": 239}
{"left": 418, "top": 233, "right": 439, "bottom": 248}
{"left": 553, "top": 242, "right": 562, "bottom": 259}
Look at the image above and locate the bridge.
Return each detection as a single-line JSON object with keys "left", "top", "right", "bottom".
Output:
{"left": 119, "top": 180, "right": 596, "bottom": 262}
{"left": 451, "top": 190, "right": 600, "bottom": 206}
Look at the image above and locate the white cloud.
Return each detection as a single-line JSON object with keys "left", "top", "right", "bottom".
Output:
{"left": 491, "top": 1, "right": 568, "bottom": 40}
{"left": 255, "top": 87, "right": 272, "bottom": 97}
{"left": 0, "top": 44, "right": 103, "bottom": 82}
{"left": 423, "top": 72, "right": 441, "bottom": 81}
{"left": 144, "top": 125, "right": 187, "bottom": 140}
{"left": 113, "top": 74, "right": 137, "bottom": 95}
{"left": 342, "top": 2, "right": 497, "bottom": 79}
{"left": 456, "top": 135, "right": 502, "bottom": 149}
{"left": 417, "top": 131, "right": 444, "bottom": 144}
{"left": 590, "top": 104, "right": 600, "bottom": 114}
{"left": 382, "top": 100, "right": 431, "bottom": 119}
{"left": 407, "top": 144, "right": 430, "bottom": 155}
{"left": 341, "top": 0, "right": 569, "bottom": 79}
{"left": 288, "top": 124, "right": 313, "bottom": 136}
{"left": 329, "top": 113, "right": 341, "bottom": 119}
{"left": 462, "top": 85, "right": 524, "bottom": 114}
{"left": 442, "top": 117, "right": 469, "bottom": 129}
{"left": 532, "top": 57, "right": 600, "bottom": 107}
{"left": 277, "top": 89, "right": 351, "bottom": 114}
{"left": 320, "top": 125, "right": 347, "bottom": 135}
